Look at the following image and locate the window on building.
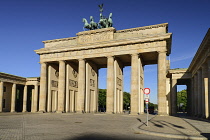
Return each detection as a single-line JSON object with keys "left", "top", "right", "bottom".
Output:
{"left": 3, "top": 86, "right": 6, "bottom": 92}
{"left": 3, "top": 99, "right": 5, "bottom": 108}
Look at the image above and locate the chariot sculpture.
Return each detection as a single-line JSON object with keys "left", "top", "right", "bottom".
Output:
{"left": 82, "top": 4, "right": 113, "bottom": 30}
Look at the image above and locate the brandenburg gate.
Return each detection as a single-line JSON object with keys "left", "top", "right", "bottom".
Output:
{"left": 35, "top": 23, "right": 172, "bottom": 115}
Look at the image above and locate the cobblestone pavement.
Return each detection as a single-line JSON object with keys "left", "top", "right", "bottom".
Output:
{"left": 0, "top": 113, "right": 177, "bottom": 140}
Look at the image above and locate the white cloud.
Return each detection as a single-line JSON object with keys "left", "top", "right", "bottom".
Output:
{"left": 170, "top": 54, "right": 193, "bottom": 62}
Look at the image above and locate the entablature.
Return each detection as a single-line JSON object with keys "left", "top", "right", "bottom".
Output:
{"left": 0, "top": 72, "right": 26, "bottom": 85}
{"left": 35, "top": 23, "right": 172, "bottom": 56}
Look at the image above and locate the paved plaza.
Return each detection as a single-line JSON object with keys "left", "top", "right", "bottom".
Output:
{"left": 0, "top": 113, "right": 210, "bottom": 140}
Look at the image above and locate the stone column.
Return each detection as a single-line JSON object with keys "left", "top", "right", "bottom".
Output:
{"left": 190, "top": 78, "right": 194, "bottom": 116}
{"left": 106, "top": 56, "right": 114, "bottom": 114}
{"left": 31, "top": 89, "right": 34, "bottom": 112}
{"left": 39, "top": 62, "right": 47, "bottom": 112}
{"left": 208, "top": 59, "right": 210, "bottom": 119}
{"left": 171, "top": 79, "right": 177, "bottom": 116}
{"left": 65, "top": 65, "right": 70, "bottom": 113}
{"left": 194, "top": 74, "right": 198, "bottom": 116}
{"left": 77, "top": 59, "right": 86, "bottom": 113}
{"left": 22, "top": 85, "right": 28, "bottom": 112}
{"left": 0, "top": 81, "right": 3, "bottom": 112}
{"left": 131, "top": 54, "right": 139, "bottom": 115}
{"left": 66, "top": 90, "right": 70, "bottom": 113}
{"left": 166, "top": 78, "right": 171, "bottom": 115}
{"left": 11, "top": 83, "right": 16, "bottom": 112}
{"left": 158, "top": 51, "right": 167, "bottom": 115}
{"left": 202, "top": 64, "right": 209, "bottom": 118}
{"left": 186, "top": 83, "right": 191, "bottom": 115}
{"left": 57, "top": 60, "right": 66, "bottom": 113}
{"left": 47, "top": 65, "right": 52, "bottom": 112}
{"left": 33, "top": 85, "right": 38, "bottom": 112}
{"left": 197, "top": 69, "right": 202, "bottom": 117}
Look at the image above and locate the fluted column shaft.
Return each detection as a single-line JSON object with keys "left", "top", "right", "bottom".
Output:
{"left": 158, "top": 51, "right": 167, "bottom": 115}
{"left": 202, "top": 64, "right": 209, "bottom": 118}
{"left": 11, "top": 83, "right": 16, "bottom": 112}
{"left": 171, "top": 79, "right": 177, "bottom": 116}
{"left": 106, "top": 56, "right": 114, "bottom": 114}
{"left": 22, "top": 85, "right": 28, "bottom": 112}
{"left": 57, "top": 60, "right": 66, "bottom": 113}
{"left": 208, "top": 59, "right": 210, "bottom": 119}
{"left": 33, "top": 85, "right": 39, "bottom": 112}
{"left": 131, "top": 54, "right": 139, "bottom": 115}
{"left": 39, "top": 63, "right": 47, "bottom": 112}
{"left": 197, "top": 69, "right": 202, "bottom": 117}
{"left": 194, "top": 74, "right": 198, "bottom": 116}
{"left": 77, "top": 59, "right": 86, "bottom": 113}
{"left": 0, "top": 81, "right": 3, "bottom": 112}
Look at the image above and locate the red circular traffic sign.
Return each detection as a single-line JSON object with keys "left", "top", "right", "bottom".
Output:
{"left": 144, "top": 88, "right": 150, "bottom": 95}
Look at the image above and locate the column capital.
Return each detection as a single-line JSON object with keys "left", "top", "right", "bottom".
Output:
{"left": 59, "top": 60, "right": 66, "bottom": 63}
{"left": 130, "top": 53, "right": 139, "bottom": 57}
{"left": 78, "top": 58, "right": 86, "bottom": 61}
{"left": 158, "top": 51, "right": 167, "bottom": 54}
{"left": 107, "top": 55, "right": 115, "bottom": 59}
{"left": 40, "top": 62, "right": 48, "bottom": 65}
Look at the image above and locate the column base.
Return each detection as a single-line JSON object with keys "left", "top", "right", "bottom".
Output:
{"left": 129, "top": 112, "right": 139, "bottom": 115}
{"left": 158, "top": 112, "right": 168, "bottom": 116}
{"left": 105, "top": 111, "right": 114, "bottom": 114}
{"left": 38, "top": 110, "right": 46, "bottom": 113}
{"left": 22, "top": 111, "right": 28, "bottom": 113}
{"left": 56, "top": 111, "right": 66, "bottom": 113}
{"left": 10, "top": 111, "right": 16, "bottom": 113}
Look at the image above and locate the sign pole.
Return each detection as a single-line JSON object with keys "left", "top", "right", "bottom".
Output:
{"left": 146, "top": 103, "right": 148, "bottom": 126}
{"left": 144, "top": 88, "right": 150, "bottom": 127}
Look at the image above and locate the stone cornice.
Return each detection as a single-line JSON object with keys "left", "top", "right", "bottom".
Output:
{"left": 168, "top": 69, "right": 188, "bottom": 74}
{"left": 76, "top": 27, "right": 116, "bottom": 36}
{"left": 116, "top": 23, "right": 168, "bottom": 33}
{"left": 0, "top": 72, "right": 26, "bottom": 84}
{"left": 42, "top": 37, "right": 77, "bottom": 44}
{"left": 188, "top": 29, "right": 210, "bottom": 74}
{"left": 35, "top": 33, "right": 172, "bottom": 55}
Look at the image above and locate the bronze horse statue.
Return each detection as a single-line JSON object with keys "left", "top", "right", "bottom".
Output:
{"left": 82, "top": 18, "right": 91, "bottom": 30}
{"left": 90, "top": 16, "right": 98, "bottom": 30}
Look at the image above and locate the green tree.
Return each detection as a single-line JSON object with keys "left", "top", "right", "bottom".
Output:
{"left": 98, "top": 89, "right": 131, "bottom": 111}
{"left": 98, "top": 89, "right": 106, "bottom": 109}
{"left": 177, "top": 89, "right": 187, "bottom": 111}
{"left": 123, "top": 92, "right": 130, "bottom": 110}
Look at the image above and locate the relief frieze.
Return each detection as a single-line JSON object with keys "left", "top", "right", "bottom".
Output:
{"left": 117, "top": 77, "right": 122, "bottom": 86}
{"left": 51, "top": 80, "right": 58, "bottom": 88}
{"left": 69, "top": 79, "right": 78, "bottom": 88}
{"left": 78, "top": 32, "right": 112, "bottom": 44}
{"left": 40, "top": 41, "right": 165, "bottom": 61}
{"left": 90, "top": 79, "right": 95, "bottom": 87}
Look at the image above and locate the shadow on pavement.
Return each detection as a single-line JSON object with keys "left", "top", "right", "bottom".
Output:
{"left": 66, "top": 134, "right": 151, "bottom": 140}
{"left": 201, "top": 133, "right": 210, "bottom": 139}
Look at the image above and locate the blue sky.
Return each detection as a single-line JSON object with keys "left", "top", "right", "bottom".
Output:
{"left": 0, "top": 0, "right": 210, "bottom": 104}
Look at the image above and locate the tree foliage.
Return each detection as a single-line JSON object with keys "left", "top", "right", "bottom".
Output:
{"left": 177, "top": 89, "right": 187, "bottom": 111}
{"left": 98, "top": 89, "right": 131, "bottom": 110}
{"left": 123, "top": 92, "right": 130, "bottom": 110}
{"left": 98, "top": 89, "right": 106, "bottom": 109}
